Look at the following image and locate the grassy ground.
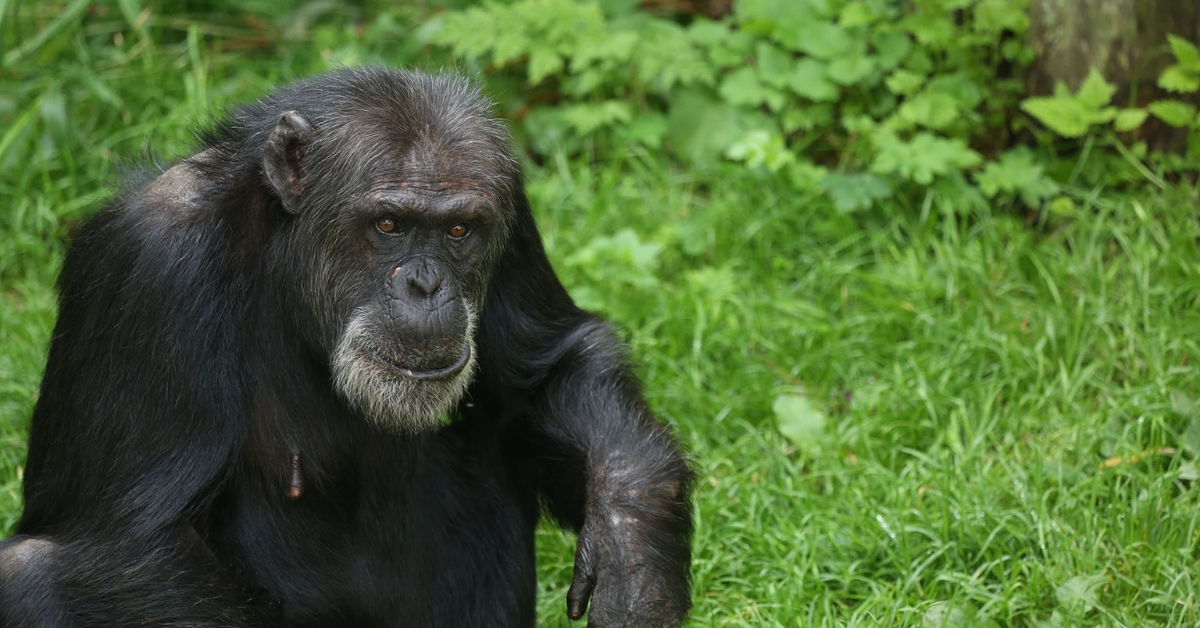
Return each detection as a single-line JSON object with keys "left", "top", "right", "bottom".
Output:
{"left": 3, "top": 5, "right": 1200, "bottom": 627}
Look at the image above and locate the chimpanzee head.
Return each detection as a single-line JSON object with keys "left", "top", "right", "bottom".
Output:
{"left": 255, "top": 69, "right": 519, "bottom": 432}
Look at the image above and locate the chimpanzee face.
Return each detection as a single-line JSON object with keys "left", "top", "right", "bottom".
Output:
{"left": 327, "top": 182, "right": 504, "bottom": 432}
{"left": 261, "top": 92, "right": 516, "bottom": 431}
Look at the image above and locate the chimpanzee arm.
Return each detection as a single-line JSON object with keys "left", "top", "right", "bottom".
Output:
{"left": 20, "top": 165, "right": 245, "bottom": 537}
{"left": 474, "top": 196, "right": 694, "bottom": 627}
{"left": 11, "top": 174, "right": 274, "bottom": 626}
{"left": 529, "top": 322, "right": 694, "bottom": 627}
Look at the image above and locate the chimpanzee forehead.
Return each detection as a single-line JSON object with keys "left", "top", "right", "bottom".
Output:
{"left": 324, "top": 114, "right": 514, "bottom": 196}
{"left": 273, "top": 69, "right": 519, "bottom": 205}
{"left": 400, "top": 133, "right": 508, "bottom": 192}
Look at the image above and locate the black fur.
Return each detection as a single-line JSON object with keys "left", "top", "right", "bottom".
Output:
{"left": 0, "top": 68, "right": 693, "bottom": 628}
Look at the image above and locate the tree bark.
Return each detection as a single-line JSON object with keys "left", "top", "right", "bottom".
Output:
{"left": 1028, "top": 0, "right": 1200, "bottom": 149}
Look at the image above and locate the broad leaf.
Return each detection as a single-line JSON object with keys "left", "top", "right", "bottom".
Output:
{"left": 926, "top": 73, "right": 985, "bottom": 110}
{"left": 788, "top": 21, "right": 853, "bottom": 59}
{"left": 1021, "top": 96, "right": 1116, "bottom": 137}
{"left": 773, "top": 393, "right": 827, "bottom": 448}
{"left": 788, "top": 58, "right": 840, "bottom": 102}
{"left": 1055, "top": 575, "right": 1105, "bottom": 613}
{"left": 720, "top": 67, "right": 768, "bottom": 106}
{"left": 725, "top": 130, "right": 795, "bottom": 172}
{"left": 871, "top": 30, "right": 912, "bottom": 71}
{"left": 822, "top": 172, "right": 892, "bottom": 212}
{"left": 667, "top": 87, "right": 775, "bottom": 164}
{"left": 1021, "top": 71, "right": 1118, "bottom": 137}
{"left": 1158, "top": 65, "right": 1200, "bottom": 94}
{"left": 1168, "top": 34, "right": 1200, "bottom": 72}
{"left": 973, "top": 149, "right": 1058, "bottom": 206}
{"left": 1076, "top": 69, "right": 1117, "bottom": 110}
{"left": 871, "top": 131, "right": 981, "bottom": 185}
{"left": 1113, "top": 108, "right": 1149, "bottom": 132}
{"left": 754, "top": 41, "right": 793, "bottom": 88}
{"left": 1148, "top": 100, "right": 1198, "bottom": 127}
{"left": 894, "top": 90, "right": 960, "bottom": 130}
{"left": 886, "top": 69, "right": 926, "bottom": 96}
{"left": 827, "top": 54, "right": 876, "bottom": 86}
{"left": 1021, "top": 97, "right": 1091, "bottom": 137}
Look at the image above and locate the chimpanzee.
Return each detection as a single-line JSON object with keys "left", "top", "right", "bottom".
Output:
{"left": 0, "top": 68, "right": 693, "bottom": 628}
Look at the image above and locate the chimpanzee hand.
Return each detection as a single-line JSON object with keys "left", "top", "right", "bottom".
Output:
{"left": 566, "top": 506, "right": 691, "bottom": 628}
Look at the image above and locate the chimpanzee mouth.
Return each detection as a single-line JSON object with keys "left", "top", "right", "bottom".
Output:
{"left": 373, "top": 344, "right": 472, "bottom": 381}
{"left": 332, "top": 311, "right": 479, "bottom": 432}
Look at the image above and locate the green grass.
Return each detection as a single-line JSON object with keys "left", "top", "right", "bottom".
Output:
{"left": 3, "top": 4, "right": 1200, "bottom": 627}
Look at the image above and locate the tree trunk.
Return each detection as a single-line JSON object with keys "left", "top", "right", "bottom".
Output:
{"left": 1027, "top": 0, "right": 1200, "bottom": 147}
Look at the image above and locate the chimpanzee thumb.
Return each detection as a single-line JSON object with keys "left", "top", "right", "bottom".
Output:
{"left": 567, "top": 532, "right": 597, "bottom": 620}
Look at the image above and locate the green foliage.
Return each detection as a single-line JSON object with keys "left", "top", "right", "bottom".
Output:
{"left": 426, "top": 0, "right": 712, "bottom": 99}
{"left": 1148, "top": 100, "right": 1198, "bottom": 128}
{"left": 772, "top": 392, "right": 828, "bottom": 455}
{"left": 973, "top": 148, "right": 1059, "bottom": 207}
{"left": 1019, "top": 36, "right": 1200, "bottom": 172}
{"left": 562, "top": 228, "right": 662, "bottom": 312}
{"left": 427, "top": 1, "right": 1200, "bottom": 216}
{"left": 427, "top": 0, "right": 1040, "bottom": 213}
{"left": 870, "top": 130, "right": 981, "bottom": 185}
{"left": 1021, "top": 69, "right": 1118, "bottom": 138}
{"left": 1159, "top": 35, "right": 1200, "bottom": 94}
{"left": 1113, "top": 108, "right": 1149, "bottom": 132}
{"left": 822, "top": 172, "right": 892, "bottom": 212}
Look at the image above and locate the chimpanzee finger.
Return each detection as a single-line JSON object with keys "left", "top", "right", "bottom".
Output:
{"left": 567, "top": 535, "right": 596, "bottom": 620}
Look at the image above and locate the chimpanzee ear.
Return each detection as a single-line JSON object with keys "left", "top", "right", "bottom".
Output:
{"left": 262, "top": 110, "right": 314, "bottom": 214}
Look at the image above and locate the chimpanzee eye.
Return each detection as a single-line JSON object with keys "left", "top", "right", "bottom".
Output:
{"left": 376, "top": 217, "right": 398, "bottom": 234}
{"left": 448, "top": 223, "right": 470, "bottom": 239}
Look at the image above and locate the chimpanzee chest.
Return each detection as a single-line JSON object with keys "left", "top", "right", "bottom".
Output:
{"left": 205, "top": 432, "right": 540, "bottom": 627}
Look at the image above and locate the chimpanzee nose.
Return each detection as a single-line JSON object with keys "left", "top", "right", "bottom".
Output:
{"left": 405, "top": 258, "right": 443, "bottom": 298}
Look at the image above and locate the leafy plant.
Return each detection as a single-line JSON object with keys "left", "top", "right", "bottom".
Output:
{"left": 1158, "top": 35, "right": 1200, "bottom": 95}
{"left": 425, "top": 0, "right": 1037, "bottom": 213}
{"left": 973, "top": 148, "right": 1059, "bottom": 207}
{"left": 1019, "top": 35, "right": 1200, "bottom": 177}
{"left": 1021, "top": 69, "right": 1122, "bottom": 137}
{"left": 424, "top": 0, "right": 1197, "bottom": 216}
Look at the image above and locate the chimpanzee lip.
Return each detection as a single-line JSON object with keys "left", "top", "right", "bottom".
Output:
{"left": 372, "top": 344, "right": 471, "bottom": 381}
